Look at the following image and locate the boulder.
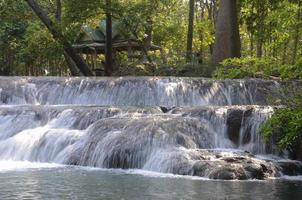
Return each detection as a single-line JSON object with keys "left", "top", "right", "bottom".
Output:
{"left": 208, "top": 166, "right": 247, "bottom": 180}
{"left": 277, "top": 160, "right": 302, "bottom": 176}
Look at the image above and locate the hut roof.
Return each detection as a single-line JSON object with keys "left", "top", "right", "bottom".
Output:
{"left": 73, "top": 20, "right": 161, "bottom": 54}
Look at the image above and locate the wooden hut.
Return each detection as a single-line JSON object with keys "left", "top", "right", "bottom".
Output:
{"left": 73, "top": 20, "right": 161, "bottom": 75}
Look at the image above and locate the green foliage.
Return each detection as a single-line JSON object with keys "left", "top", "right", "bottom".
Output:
{"left": 280, "top": 58, "right": 302, "bottom": 80}
{"left": 0, "top": 0, "right": 301, "bottom": 76}
{"left": 261, "top": 108, "right": 302, "bottom": 152}
{"left": 213, "top": 57, "right": 280, "bottom": 79}
{"left": 154, "top": 63, "right": 211, "bottom": 77}
{"left": 213, "top": 57, "right": 302, "bottom": 80}
{"left": 261, "top": 86, "right": 302, "bottom": 153}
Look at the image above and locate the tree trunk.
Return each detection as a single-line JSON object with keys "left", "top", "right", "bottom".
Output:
{"left": 204, "top": 0, "right": 217, "bottom": 57}
{"left": 63, "top": 52, "right": 81, "bottom": 75}
{"left": 55, "top": 0, "right": 80, "bottom": 76}
{"left": 212, "top": 0, "right": 241, "bottom": 65}
{"left": 55, "top": 0, "right": 62, "bottom": 22}
{"left": 250, "top": 33, "right": 254, "bottom": 56}
{"left": 25, "top": 0, "right": 93, "bottom": 76}
{"left": 256, "top": 41, "right": 262, "bottom": 58}
{"left": 144, "top": 17, "right": 153, "bottom": 49}
{"left": 186, "top": 0, "right": 195, "bottom": 62}
{"left": 292, "top": 0, "right": 301, "bottom": 64}
{"left": 255, "top": 1, "right": 266, "bottom": 58}
{"left": 105, "top": 0, "right": 113, "bottom": 76}
{"left": 199, "top": 3, "right": 205, "bottom": 64}
{"left": 282, "top": 41, "right": 289, "bottom": 64}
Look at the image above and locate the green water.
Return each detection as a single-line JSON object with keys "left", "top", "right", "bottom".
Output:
{"left": 0, "top": 165, "right": 301, "bottom": 200}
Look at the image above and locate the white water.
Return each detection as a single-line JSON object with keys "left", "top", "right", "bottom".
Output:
{"left": 0, "top": 77, "right": 283, "bottom": 106}
{"left": 0, "top": 77, "right": 299, "bottom": 180}
{"left": 0, "top": 160, "right": 62, "bottom": 172}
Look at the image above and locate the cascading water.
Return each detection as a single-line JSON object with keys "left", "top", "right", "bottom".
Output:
{"left": 0, "top": 77, "right": 301, "bottom": 180}
{"left": 0, "top": 77, "right": 285, "bottom": 106}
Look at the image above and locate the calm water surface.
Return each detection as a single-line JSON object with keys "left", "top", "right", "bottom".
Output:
{"left": 0, "top": 162, "right": 301, "bottom": 200}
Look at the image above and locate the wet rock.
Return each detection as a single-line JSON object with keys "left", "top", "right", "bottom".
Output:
{"left": 159, "top": 107, "right": 170, "bottom": 113}
{"left": 193, "top": 159, "right": 267, "bottom": 180}
{"left": 288, "top": 143, "right": 302, "bottom": 161}
{"left": 215, "top": 154, "right": 222, "bottom": 159}
{"left": 260, "top": 163, "right": 269, "bottom": 173}
{"left": 244, "top": 164, "right": 265, "bottom": 179}
{"left": 278, "top": 160, "right": 302, "bottom": 176}
{"left": 297, "top": 147, "right": 302, "bottom": 161}
{"left": 222, "top": 156, "right": 246, "bottom": 163}
{"left": 159, "top": 106, "right": 177, "bottom": 113}
{"left": 188, "top": 150, "right": 286, "bottom": 180}
{"left": 208, "top": 165, "right": 247, "bottom": 180}
{"left": 226, "top": 109, "right": 244, "bottom": 145}
{"left": 192, "top": 161, "right": 214, "bottom": 177}
{"left": 0, "top": 90, "right": 10, "bottom": 104}
{"left": 244, "top": 151, "right": 255, "bottom": 157}
{"left": 175, "top": 134, "right": 187, "bottom": 147}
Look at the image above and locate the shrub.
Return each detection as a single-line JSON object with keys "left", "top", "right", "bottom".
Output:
{"left": 213, "top": 57, "right": 302, "bottom": 80}
{"left": 261, "top": 108, "right": 302, "bottom": 152}
{"left": 261, "top": 87, "right": 302, "bottom": 157}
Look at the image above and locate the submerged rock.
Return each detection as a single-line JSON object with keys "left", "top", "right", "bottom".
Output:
{"left": 190, "top": 150, "right": 281, "bottom": 180}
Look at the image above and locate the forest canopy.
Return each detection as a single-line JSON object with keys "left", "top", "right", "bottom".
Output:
{"left": 0, "top": 0, "right": 301, "bottom": 78}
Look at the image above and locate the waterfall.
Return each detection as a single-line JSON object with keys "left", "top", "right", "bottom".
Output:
{"left": 0, "top": 77, "right": 283, "bottom": 106}
{"left": 0, "top": 77, "right": 300, "bottom": 180}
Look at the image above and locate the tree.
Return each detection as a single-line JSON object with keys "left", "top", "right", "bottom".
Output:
{"left": 212, "top": 0, "right": 241, "bottom": 65}
{"left": 54, "top": 0, "right": 80, "bottom": 76}
{"left": 186, "top": 0, "right": 195, "bottom": 62}
{"left": 55, "top": 0, "right": 62, "bottom": 22}
{"left": 0, "top": 0, "right": 299, "bottom": 77}
{"left": 254, "top": 0, "right": 267, "bottom": 58}
{"left": 292, "top": 0, "right": 302, "bottom": 64}
{"left": 105, "top": 0, "right": 113, "bottom": 76}
{"left": 24, "top": 0, "right": 93, "bottom": 76}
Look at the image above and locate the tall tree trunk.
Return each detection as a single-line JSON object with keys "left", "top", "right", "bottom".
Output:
{"left": 199, "top": 2, "right": 205, "bottom": 64}
{"left": 63, "top": 52, "right": 81, "bottom": 76}
{"left": 255, "top": 1, "right": 266, "bottom": 58}
{"left": 25, "top": 0, "right": 93, "bottom": 76}
{"left": 212, "top": 0, "right": 241, "bottom": 65}
{"left": 256, "top": 41, "right": 262, "bottom": 58}
{"left": 282, "top": 41, "right": 289, "bottom": 65}
{"left": 55, "top": 0, "right": 61, "bottom": 22}
{"left": 292, "top": 0, "right": 301, "bottom": 64}
{"left": 55, "top": 0, "right": 80, "bottom": 76}
{"left": 186, "top": 0, "right": 195, "bottom": 62}
{"left": 144, "top": 18, "right": 157, "bottom": 73}
{"left": 105, "top": 0, "right": 113, "bottom": 76}
{"left": 204, "top": 0, "right": 214, "bottom": 56}
{"left": 250, "top": 33, "right": 254, "bottom": 56}
{"left": 144, "top": 17, "right": 153, "bottom": 48}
